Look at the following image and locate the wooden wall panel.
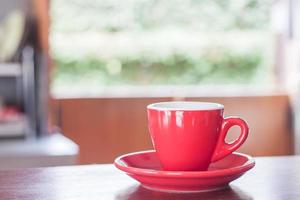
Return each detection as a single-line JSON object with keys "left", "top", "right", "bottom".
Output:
{"left": 58, "top": 95, "right": 293, "bottom": 164}
{"left": 59, "top": 98, "right": 172, "bottom": 164}
{"left": 186, "top": 96, "right": 293, "bottom": 156}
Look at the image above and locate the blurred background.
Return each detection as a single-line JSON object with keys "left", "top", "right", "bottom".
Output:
{"left": 0, "top": 0, "right": 299, "bottom": 168}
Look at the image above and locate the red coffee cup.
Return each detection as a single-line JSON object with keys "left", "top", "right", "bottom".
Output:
{"left": 147, "top": 101, "right": 249, "bottom": 171}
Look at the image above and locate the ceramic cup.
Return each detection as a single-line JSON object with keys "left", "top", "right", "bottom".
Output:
{"left": 147, "top": 101, "right": 249, "bottom": 171}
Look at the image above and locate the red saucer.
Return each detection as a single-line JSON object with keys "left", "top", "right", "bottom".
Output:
{"left": 114, "top": 150, "right": 255, "bottom": 193}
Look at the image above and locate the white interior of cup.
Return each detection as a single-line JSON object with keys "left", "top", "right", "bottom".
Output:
{"left": 147, "top": 101, "right": 224, "bottom": 111}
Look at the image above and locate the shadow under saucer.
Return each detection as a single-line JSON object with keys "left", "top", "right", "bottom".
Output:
{"left": 115, "top": 184, "right": 253, "bottom": 200}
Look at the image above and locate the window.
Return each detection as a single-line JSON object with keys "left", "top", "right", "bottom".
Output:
{"left": 50, "top": 0, "right": 272, "bottom": 94}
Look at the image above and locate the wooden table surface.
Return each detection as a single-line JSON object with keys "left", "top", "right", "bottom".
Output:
{"left": 0, "top": 155, "right": 299, "bottom": 200}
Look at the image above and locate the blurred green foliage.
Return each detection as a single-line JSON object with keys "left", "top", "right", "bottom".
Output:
{"left": 53, "top": 48, "right": 262, "bottom": 86}
{"left": 51, "top": 0, "right": 271, "bottom": 32}
{"left": 50, "top": 0, "right": 271, "bottom": 88}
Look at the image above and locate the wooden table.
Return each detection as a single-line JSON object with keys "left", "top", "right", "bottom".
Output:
{"left": 0, "top": 155, "right": 299, "bottom": 200}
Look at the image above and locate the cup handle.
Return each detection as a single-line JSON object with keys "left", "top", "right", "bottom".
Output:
{"left": 211, "top": 117, "right": 249, "bottom": 162}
